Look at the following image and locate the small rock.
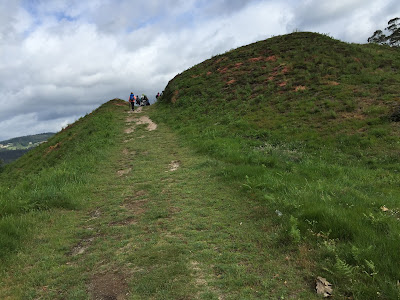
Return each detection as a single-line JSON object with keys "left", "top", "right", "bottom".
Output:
{"left": 316, "top": 276, "right": 332, "bottom": 297}
{"left": 380, "top": 206, "right": 389, "bottom": 212}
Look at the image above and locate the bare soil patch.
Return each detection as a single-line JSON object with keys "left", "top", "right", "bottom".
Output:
{"left": 217, "top": 67, "right": 229, "bottom": 74}
{"left": 266, "top": 55, "right": 277, "bottom": 61}
{"left": 326, "top": 81, "right": 340, "bottom": 86}
{"left": 215, "top": 57, "right": 227, "bottom": 64}
{"left": 122, "top": 199, "right": 147, "bottom": 216}
{"left": 109, "top": 217, "right": 137, "bottom": 227}
{"left": 124, "top": 128, "right": 134, "bottom": 134}
{"left": 190, "top": 261, "right": 207, "bottom": 286}
{"left": 89, "top": 208, "right": 102, "bottom": 220}
{"left": 171, "top": 90, "right": 179, "bottom": 103}
{"left": 70, "top": 237, "right": 95, "bottom": 256}
{"left": 134, "top": 190, "right": 147, "bottom": 198}
{"left": 46, "top": 142, "right": 61, "bottom": 154}
{"left": 135, "top": 116, "right": 158, "bottom": 131}
{"left": 295, "top": 86, "right": 307, "bottom": 91}
{"left": 248, "top": 56, "right": 264, "bottom": 62}
{"left": 133, "top": 107, "right": 143, "bottom": 114}
{"left": 117, "top": 168, "right": 132, "bottom": 177}
{"left": 168, "top": 160, "right": 181, "bottom": 172}
{"left": 89, "top": 272, "right": 129, "bottom": 300}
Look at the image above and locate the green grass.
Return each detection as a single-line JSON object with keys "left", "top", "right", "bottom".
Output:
{"left": 0, "top": 99, "right": 125, "bottom": 259}
{"left": 153, "top": 32, "right": 400, "bottom": 299}
{"left": 0, "top": 102, "right": 317, "bottom": 299}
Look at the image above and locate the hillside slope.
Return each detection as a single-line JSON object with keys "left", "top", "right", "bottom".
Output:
{"left": 1, "top": 101, "right": 318, "bottom": 299}
{"left": 160, "top": 32, "right": 399, "bottom": 163}
{"left": 153, "top": 32, "right": 400, "bottom": 299}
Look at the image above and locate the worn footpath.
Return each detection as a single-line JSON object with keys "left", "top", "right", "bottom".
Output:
{"left": 1, "top": 104, "right": 316, "bottom": 299}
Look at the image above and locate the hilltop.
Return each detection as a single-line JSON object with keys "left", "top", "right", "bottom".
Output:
{"left": 160, "top": 32, "right": 399, "bottom": 159}
{"left": 153, "top": 32, "right": 400, "bottom": 298}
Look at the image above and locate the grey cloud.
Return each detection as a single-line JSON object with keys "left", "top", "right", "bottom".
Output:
{"left": 1, "top": 0, "right": 399, "bottom": 140}
{"left": 292, "top": 0, "right": 372, "bottom": 28}
{"left": 287, "top": 0, "right": 400, "bottom": 43}
{"left": 200, "top": 0, "right": 260, "bottom": 17}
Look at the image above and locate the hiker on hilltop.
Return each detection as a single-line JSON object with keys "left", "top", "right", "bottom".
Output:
{"left": 129, "top": 92, "right": 135, "bottom": 111}
{"left": 156, "top": 92, "right": 160, "bottom": 100}
{"left": 136, "top": 95, "right": 140, "bottom": 106}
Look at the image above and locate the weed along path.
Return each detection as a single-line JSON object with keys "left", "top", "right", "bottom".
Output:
{"left": 0, "top": 103, "right": 316, "bottom": 299}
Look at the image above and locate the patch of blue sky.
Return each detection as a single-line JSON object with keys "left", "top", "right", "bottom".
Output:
{"left": 21, "top": 0, "right": 78, "bottom": 22}
{"left": 53, "top": 11, "right": 78, "bottom": 22}
{"left": 173, "top": 11, "right": 197, "bottom": 29}
{"left": 20, "top": 0, "right": 42, "bottom": 37}
{"left": 125, "top": 15, "right": 161, "bottom": 33}
{"left": 21, "top": 0, "right": 41, "bottom": 18}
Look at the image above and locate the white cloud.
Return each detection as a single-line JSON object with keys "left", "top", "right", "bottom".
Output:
{"left": 288, "top": 0, "right": 400, "bottom": 42}
{"left": 0, "top": 0, "right": 399, "bottom": 140}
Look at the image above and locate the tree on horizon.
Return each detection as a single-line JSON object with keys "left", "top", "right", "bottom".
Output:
{"left": 368, "top": 17, "right": 400, "bottom": 47}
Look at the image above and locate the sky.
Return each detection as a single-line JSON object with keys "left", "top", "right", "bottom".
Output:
{"left": 0, "top": 0, "right": 399, "bottom": 141}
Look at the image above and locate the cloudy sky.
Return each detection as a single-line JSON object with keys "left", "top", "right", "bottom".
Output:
{"left": 0, "top": 0, "right": 399, "bottom": 141}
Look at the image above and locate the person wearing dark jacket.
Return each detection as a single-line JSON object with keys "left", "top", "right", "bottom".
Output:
{"left": 129, "top": 92, "right": 135, "bottom": 111}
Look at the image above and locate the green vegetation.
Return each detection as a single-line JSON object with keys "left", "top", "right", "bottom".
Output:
{"left": 1, "top": 32, "right": 399, "bottom": 299}
{"left": 0, "top": 101, "right": 123, "bottom": 259}
{"left": 153, "top": 32, "right": 400, "bottom": 298}
{"left": 368, "top": 17, "right": 400, "bottom": 47}
{"left": 0, "top": 101, "right": 316, "bottom": 299}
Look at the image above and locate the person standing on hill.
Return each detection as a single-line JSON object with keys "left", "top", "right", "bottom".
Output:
{"left": 143, "top": 95, "right": 149, "bottom": 106}
{"left": 129, "top": 92, "right": 135, "bottom": 111}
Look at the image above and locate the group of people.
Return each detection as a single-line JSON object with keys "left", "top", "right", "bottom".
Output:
{"left": 129, "top": 93, "right": 150, "bottom": 111}
{"left": 128, "top": 91, "right": 164, "bottom": 111}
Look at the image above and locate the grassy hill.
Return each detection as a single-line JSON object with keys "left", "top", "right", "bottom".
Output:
{"left": 152, "top": 32, "right": 400, "bottom": 298}
{"left": 0, "top": 100, "right": 317, "bottom": 299}
{"left": 0, "top": 101, "right": 123, "bottom": 256}
{"left": 0, "top": 32, "right": 399, "bottom": 299}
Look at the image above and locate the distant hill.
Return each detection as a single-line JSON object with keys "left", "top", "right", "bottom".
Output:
{"left": 0, "top": 132, "right": 55, "bottom": 164}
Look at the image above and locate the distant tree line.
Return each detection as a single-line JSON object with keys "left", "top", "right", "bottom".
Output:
{"left": 368, "top": 17, "right": 400, "bottom": 47}
{"left": 0, "top": 132, "right": 55, "bottom": 147}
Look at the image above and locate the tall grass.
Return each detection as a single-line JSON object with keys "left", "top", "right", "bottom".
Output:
{"left": 0, "top": 99, "right": 125, "bottom": 260}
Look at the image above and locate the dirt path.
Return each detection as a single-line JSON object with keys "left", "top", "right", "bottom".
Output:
{"left": 0, "top": 104, "right": 316, "bottom": 299}
{"left": 82, "top": 106, "right": 315, "bottom": 299}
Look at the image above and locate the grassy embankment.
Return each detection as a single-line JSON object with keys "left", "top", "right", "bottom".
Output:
{"left": 0, "top": 100, "right": 126, "bottom": 297}
{"left": 152, "top": 32, "right": 400, "bottom": 299}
